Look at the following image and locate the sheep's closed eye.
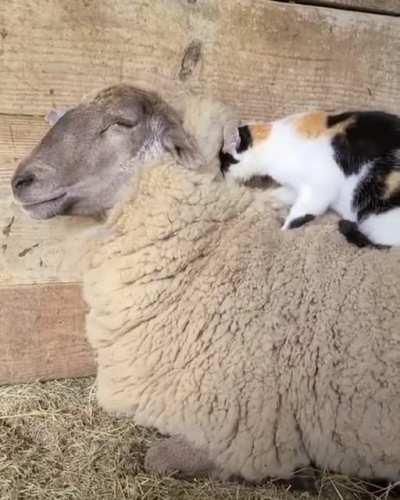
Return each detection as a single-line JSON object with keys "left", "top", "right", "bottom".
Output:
{"left": 101, "top": 119, "right": 138, "bottom": 135}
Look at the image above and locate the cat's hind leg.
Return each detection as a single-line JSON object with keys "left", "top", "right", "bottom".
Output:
{"left": 357, "top": 209, "right": 400, "bottom": 247}
{"left": 338, "top": 220, "right": 372, "bottom": 247}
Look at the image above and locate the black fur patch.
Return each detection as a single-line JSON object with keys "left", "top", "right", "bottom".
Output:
{"left": 353, "top": 160, "right": 400, "bottom": 220}
{"left": 219, "top": 150, "right": 238, "bottom": 175}
{"left": 329, "top": 111, "right": 400, "bottom": 176}
{"left": 237, "top": 125, "right": 253, "bottom": 153}
{"left": 242, "top": 175, "right": 274, "bottom": 190}
{"left": 338, "top": 219, "right": 372, "bottom": 247}
{"left": 327, "top": 112, "right": 355, "bottom": 128}
{"left": 288, "top": 214, "right": 315, "bottom": 229}
{"left": 219, "top": 125, "right": 253, "bottom": 174}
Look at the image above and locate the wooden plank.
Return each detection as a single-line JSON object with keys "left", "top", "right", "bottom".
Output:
{"left": 304, "top": 1, "right": 400, "bottom": 15}
{"left": 0, "top": 0, "right": 399, "bottom": 119}
{"left": 0, "top": 114, "right": 47, "bottom": 163}
{"left": 0, "top": 283, "right": 95, "bottom": 384}
{"left": 0, "top": 198, "right": 94, "bottom": 286}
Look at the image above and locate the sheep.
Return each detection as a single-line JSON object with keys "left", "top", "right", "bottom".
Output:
{"left": 12, "top": 85, "right": 400, "bottom": 482}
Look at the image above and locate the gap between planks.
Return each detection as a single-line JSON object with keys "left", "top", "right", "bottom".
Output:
{"left": 271, "top": 0, "right": 400, "bottom": 17}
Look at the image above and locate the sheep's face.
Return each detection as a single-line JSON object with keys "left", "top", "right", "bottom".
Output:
{"left": 12, "top": 85, "right": 200, "bottom": 219}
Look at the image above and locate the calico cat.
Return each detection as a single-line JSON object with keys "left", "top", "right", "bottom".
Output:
{"left": 220, "top": 110, "right": 400, "bottom": 248}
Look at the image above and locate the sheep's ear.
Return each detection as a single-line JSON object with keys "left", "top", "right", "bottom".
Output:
{"left": 162, "top": 126, "right": 204, "bottom": 170}
{"left": 45, "top": 107, "right": 70, "bottom": 126}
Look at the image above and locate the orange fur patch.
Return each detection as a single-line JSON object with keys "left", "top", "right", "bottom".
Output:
{"left": 295, "top": 112, "right": 327, "bottom": 139}
{"left": 295, "top": 111, "right": 356, "bottom": 139}
{"left": 249, "top": 123, "right": 272, "bottom": 144}
{"left": 384, "top": 170, "right": 400, "bottom": 198}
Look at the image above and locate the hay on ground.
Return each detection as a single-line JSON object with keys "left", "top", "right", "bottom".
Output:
{"left": 0, "top": 378, "right": 397, "bottom": 500}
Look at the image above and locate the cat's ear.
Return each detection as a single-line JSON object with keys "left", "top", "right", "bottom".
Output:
{"left": 222, "top": 119, "right": 241, "bottom": 155}
{"left": 45, "top": 107, "right": 71, "bottom": 126}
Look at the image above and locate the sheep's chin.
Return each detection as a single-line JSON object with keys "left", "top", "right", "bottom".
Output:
{"left": 22, "top": 193, "right": 70, "bottom": 220}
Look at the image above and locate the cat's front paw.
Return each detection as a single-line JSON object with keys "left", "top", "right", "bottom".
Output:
{"left": 282, "top": 214, "right": 316, "bottom": 230}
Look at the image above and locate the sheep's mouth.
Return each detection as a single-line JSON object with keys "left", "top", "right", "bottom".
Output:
{"left": 22, "top": 193, "right": 69, "bottom": 219}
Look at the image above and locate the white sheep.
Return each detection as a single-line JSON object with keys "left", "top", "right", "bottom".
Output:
{"left": 12, "top": 85, "right": 400, "bottom": 482}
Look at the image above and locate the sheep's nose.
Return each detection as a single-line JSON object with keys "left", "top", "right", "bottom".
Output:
{"left": 12, "top": 172, "right": 36, "bottom": 195}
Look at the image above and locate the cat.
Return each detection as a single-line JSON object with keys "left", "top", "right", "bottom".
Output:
{"left": 220, "top": 110, "right": 400, "bottom": 248}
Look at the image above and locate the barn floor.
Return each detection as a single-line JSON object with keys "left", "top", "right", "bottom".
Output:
{"left": 0, "top": 379, "right": 395, "bottom": 500}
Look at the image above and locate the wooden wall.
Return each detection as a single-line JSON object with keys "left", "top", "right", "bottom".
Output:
{"left": 1, "top": 0, "right": 399, "bottom": 383}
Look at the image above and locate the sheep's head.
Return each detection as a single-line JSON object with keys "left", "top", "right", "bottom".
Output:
{"left": 11, "top": 85, "right": 201, "bottom": 219}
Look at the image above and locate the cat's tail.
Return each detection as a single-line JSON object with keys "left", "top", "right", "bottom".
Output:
{"left": 338, "top": 219, "right": 388, "bottom": 249}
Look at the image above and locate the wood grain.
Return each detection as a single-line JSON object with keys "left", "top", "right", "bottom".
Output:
{"left": 306, "top": 0, "right": 400, "bottom": 15}
{"left": 0, "top": 283, "right": 95, "bottom": 384}
{"left": 0, "top": 0, "right": 399, "bottom": 120}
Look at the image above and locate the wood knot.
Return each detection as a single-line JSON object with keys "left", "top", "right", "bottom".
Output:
{"left": 179, "top": 40, "right": 202, "bottom": 81}
{"left": 2, "top": 216, "right": 14, "bottom": 237}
